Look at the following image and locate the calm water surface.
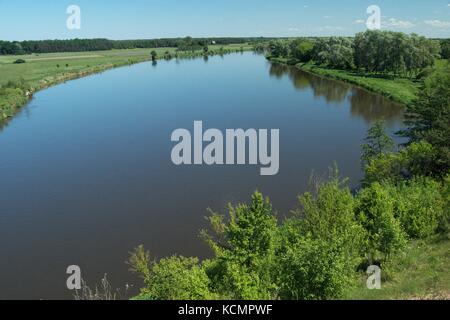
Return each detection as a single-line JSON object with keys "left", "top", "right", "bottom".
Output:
{"left": 0, "top": 53, "right": 404, "bottom": 299}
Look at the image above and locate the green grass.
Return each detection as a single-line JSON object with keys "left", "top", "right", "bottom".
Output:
{"left": 299, "top": 63, "right": 420, "bottom": 106}
{"left": 0, "top": 43, "right": 252, "bottom": 122}
{"left": 345, "top": 238, "right": 450, "bottom": 300}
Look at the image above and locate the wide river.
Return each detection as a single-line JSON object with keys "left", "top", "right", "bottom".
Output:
{"left": 0, "top": 52, "right": 404, "bottom": 299}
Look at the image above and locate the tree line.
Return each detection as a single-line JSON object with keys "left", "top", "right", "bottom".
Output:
{"left": 0, "top": 37, "right": 269, "bottom": 55}
{"left": 267, "top": 31, "right": 446, "bottom": 78}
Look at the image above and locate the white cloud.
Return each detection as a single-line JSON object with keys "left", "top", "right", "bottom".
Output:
{"left": 424, "top": 20, "right": 450, "bottom": 28}
{"left": 384, "top": 18, "right": 415, "bottom": 29}
{"left": 354, "top": 19, "right": 365, "bottom": 24}
{"left": 323, "top": 16, "right": 332, "bottom": 19}
{"left": 288, "top": 27, "right": 300, "bottom": 32}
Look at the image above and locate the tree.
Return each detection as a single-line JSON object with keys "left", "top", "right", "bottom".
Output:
{"left": 355, "top": 183, "right": 406, "bottom": 263}
{"left": 269, "top": 40, "right": 289, "bottom": 58}
{"left": 387, "top": 177, "right": 445, "bottom": 239}
{"left": 312, "top": 37, "right": 354, "bottom": 69}
{"left": 279, "top": 168, "right": 365, "bottom": 299}
{"left": 361, "top": 120, "right": 395, "bottom": 167}
{"left": 353, "top": 30, "right": 439, "bottom": 77}
{"left": 402, "top": 65, "right": 450, "bottom": 176}
{"left": 150, "top": 50, "right": 158, "bottom": 61}
{"left": 289, "top": 39, "right": 314, "bottom": 62}
{"left": 202, "top": 192, "right": 278, "bottom": 300}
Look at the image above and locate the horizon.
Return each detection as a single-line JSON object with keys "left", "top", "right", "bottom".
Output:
{"left": 1, "top": 0, "right": 449, "bottom": 41}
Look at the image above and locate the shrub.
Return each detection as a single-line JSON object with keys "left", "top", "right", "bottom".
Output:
{"left": 278, "top": 169, "right": 365, "bottom": 299}
{"left": 363, "top": 141, "right": 437, "bottom": 185}
{"left": 389, "top": 177, "right": 445, "bottom": 239}
{"left": 128, "top": 246, "right": 215, "bottom": 300}
{"left": 13, "top": 59, "right": 26, "bottom": 64}
{"left": 356, "top": 183, "right": 407, "bottom": 262}
{"left": 277, "top": 221, "right": 359, "bottom": 300}
{"left": 364, "top": 152, "right": 404, "bottom": 185}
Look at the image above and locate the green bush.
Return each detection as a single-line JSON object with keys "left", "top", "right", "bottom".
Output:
{"left": 363, "top": 141, "right": 437, "bottom": 185}
{"left": 128, "top": 246, "right": 215, "bottom": 300}
{"left": 278, "top": 170, "right": 365, "bottom": 299}
{"left": 277, "top": 218, "right": 359, "bottom": 300}
{"left": 13, "top": 59, "right": 26, "bottom": 64}
{"left": 389, "top": 177, "right": 445, "bottom": 239}
{"left": 356, "top": 183, "right": 407, "bottom": 262}
{"left": 202, "top": 192, "right": 278, "bottom": 300}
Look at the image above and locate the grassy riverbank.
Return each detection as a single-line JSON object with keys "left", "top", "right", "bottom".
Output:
{"left": 346, "top": 237, "right": 450, "bottom": 300}
{"left": 268, "top": 57, "right": 448, "bottom": 106}
{"left": 0, "top": 44, "right": 252, "bottom": 122}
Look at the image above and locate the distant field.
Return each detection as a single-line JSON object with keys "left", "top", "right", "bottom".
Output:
{"left": 0, "top": 44, "right": 252, "bottom": 120}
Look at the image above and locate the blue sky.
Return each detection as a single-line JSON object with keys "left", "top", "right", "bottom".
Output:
{"left": 0, "top": 0, "right": 449, "bottom": 40}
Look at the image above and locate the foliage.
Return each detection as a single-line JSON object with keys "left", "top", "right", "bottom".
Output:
{"left": 355, "top": 183, "right": 407, "bottom": 262}
{"left": 402, "top": 65, "right": 450, "bottom": 176}
{"left": 13, "top": 59, "right": 26, "bottom": 64}
{"left": 278, "top": 170, "right": 365, "bottom": 299}
{"left": 277, "top": 232, "right": 354, "bottom": 300}
{"left": 387, "top": 177, "right": 445, "bottom": 239}
{"left": 354, "top": 31, "right": 439, "bottom": 77}
{"left": 201, "top": 192, "right": 278, "bottom": 300}
{"left": 361, "top": 120, "right": 395, "bottom": 167}
{"left": 440, "top": 39, "right": 450, "bottom": 60}
{"left": 312, "top": 37, "right": 354, "bottom": 69}
{"left": 128, "top": 246, "right": 215, "bottom": 300}
{"left": 0, "top": 37, "right": 265, "bottom": 55}
{"left": 268, "top": 40, "right": 289, "bottom": 58}
{"left": 289, "top": 39, "right": 314, "bottom": 62}
{"left": 363, "top": 141, "right": 438, "bottom": 185}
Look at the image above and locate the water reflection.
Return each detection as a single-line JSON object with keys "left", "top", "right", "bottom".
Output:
{"left": 269, "top": 63, "right": 404, "bottom": 125}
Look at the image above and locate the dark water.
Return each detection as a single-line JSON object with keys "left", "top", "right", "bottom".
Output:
{"left": 0, "top": 52, "right": 404, "bottom": 299}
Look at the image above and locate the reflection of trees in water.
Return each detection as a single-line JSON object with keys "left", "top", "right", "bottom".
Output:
{"left": 268, "top": 63, "right": 404, "bottom": 124}
{"left": 348, "top": 89, "right": 404, "bottom": 125}
{"left": 269, "top": 63, "right": 350, "bottom": 103}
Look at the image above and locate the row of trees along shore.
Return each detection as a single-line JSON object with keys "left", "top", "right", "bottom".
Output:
{"left": 263, "top": 30, "right": 449, "bottom": 79}
{"left": 0, "top": 37, "right": 267, "bottom": 55}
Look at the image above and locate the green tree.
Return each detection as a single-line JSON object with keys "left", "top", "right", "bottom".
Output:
{"left": 289, "top": 39, "right": 314, "bottom": 62}
{"left": 361, "top": 120, "right": 395, "bottom": 167}
{"left": 269, "top": 40, "right": 289, "bottom": 58}
{"left": 356, "top": 183, "right": 407, "bottom": 262}
{"left": 278, "top": 168, "right": 365, "bottom": 299}
{"left": 150, "top": 50, "right": 158, "bottom": 61}
{"left": 202, "top": 192, "right": 278, "bottom": 300}
{"left": 388, "top": 177, "right": 445, "bottom": 239}
{"left": 402, "top": 65, "right": 450, "bottom": 176}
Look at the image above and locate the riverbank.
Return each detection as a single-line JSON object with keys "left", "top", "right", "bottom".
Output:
{"left": 267, "top": 57, "right": 447, "bottom": 106}
{"left": 345, "top": 237, "right": 450, "bottom": 300}
{"left": 0, "top": 44, "right": 252, "bottom": 124}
